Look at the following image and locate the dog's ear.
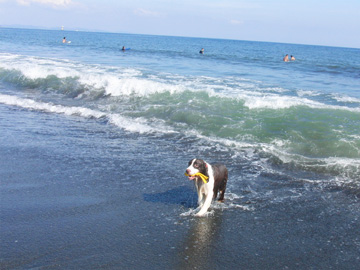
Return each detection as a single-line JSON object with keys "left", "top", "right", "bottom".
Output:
{"left": 196, "top": 159, "right": 208, "bottom": 175}
{"left": 195, "top": 159, "right": 203, "bottom": 167}
{"left": 204, "top": 161, "right": 209, "bottom": 176}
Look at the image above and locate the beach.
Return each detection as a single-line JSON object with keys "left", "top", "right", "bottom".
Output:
{"left": 1, "top": 28, "right": 360, "bottom": 269}
{"left": 1, "top": 104, "right": 359, "bottom": 269}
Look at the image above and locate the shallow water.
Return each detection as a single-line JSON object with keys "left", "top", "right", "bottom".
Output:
{"left": 1, "top": 103, "right": 359, "bottom": 269}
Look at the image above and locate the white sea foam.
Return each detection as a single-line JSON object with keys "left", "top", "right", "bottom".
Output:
{"left": 102, "top": 77, "right": 184, "bottom": 96}
{"left": 180, "top": 196, "right": 254, "bottom": 217}
{"left": 108, "top": 114, "right": 155, "bottom": 134}
{"left": 180, "top": 208, "right": 200, "bottom": 217}
{"left": 349, "top": 134, "right": 360, "bottom": 140}
{"left": 0, "top": 94, "right": 177, "bottom": 135}
{"left": 242, "top": 93, "right": 360, "bottom": 112}
{"left": 0, "top": 53, "right": 186, "bottom": 97}
{"left": 263, "top": 142, "right": 360, "bottom": 177}
{"left": 2, "top": 53, "right": 359, "bottom": 113}
{"left": 185, "top": 129, "right": 256, "bottom": 150}
{"left": 0, "top": 94, "right": 106, "bottom": 118}
{"left": 2, "top": 92, "right": 358, "bottom": 185}
{"left": 108, "top": 114, "right": 176, "bottom": 134}
{"left": 242, "top": 94, "right": 312, "bottom": 109}
{"left": 332, "top": 94, "right": 360, "bottom": 103}
{"left": 321, "top": 157, "right": 360, "bottom": 169}
{"left": 271, "top": 139, "right": 291, "bottom": 147}
{"left": 192, "top": 77, "right": 360, "bottom": 112}
{"left": 297, "top": 90, "right": 320, "bottom": 97}
{"left": 0, "top": 54, "right": 80, "bottom": 79}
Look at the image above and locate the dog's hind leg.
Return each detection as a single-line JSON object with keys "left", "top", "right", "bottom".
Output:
{"left": 218, "top": 189, "right": 225, "bottom": 202}
{"left": 217, "top": 177, "right": 228, "bottom": 202}
{"left": 213, "top": 186, "right": 219, "bottom": 200}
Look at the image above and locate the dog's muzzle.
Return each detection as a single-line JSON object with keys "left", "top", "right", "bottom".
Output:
{"left": 184, "top": 172, "right": 209, "bottom": 183}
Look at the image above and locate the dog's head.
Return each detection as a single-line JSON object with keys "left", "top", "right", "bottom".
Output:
{"left": 185, "top": 159, "right": 208, "bottom": 180}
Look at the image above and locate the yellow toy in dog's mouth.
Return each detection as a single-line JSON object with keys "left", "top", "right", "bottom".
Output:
{"left": 184, "top": 172, "right": 209, "bottom": 184}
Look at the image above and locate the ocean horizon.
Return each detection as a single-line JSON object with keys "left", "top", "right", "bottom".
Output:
{"left": 2, "top": 26, "right": 359, "bottom": 49}
{"left": 1, "top": 27, "right": 359, "bottom": 269}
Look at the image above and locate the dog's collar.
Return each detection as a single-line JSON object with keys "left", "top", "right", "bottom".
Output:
{"left": 184, "top": 172, "right": 209, "bottom": 184}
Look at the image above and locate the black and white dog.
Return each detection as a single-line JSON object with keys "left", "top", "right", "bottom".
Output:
{"left": 185, "top": 159, "right": 228, "bottom": 216}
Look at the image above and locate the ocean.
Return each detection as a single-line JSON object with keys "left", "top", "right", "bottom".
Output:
{"left": 1, "top": 28, "right": 359, "bottom": 269}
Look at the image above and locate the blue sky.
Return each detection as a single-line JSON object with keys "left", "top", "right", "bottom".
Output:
{"left": 0, "top": 0, "right": 359, "bottom": 48}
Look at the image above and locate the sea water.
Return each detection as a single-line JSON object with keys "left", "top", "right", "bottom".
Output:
{"left": 1, "top": 28, "right": 359, "bottom": 269}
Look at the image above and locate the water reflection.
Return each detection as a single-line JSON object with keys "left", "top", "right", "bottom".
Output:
{"left": 175, "top": 214, "right": 223, "bottom": 269}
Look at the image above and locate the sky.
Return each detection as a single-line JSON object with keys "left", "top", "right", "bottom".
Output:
{"left": 0, "top": 0, "right": 359, "bottom": 48}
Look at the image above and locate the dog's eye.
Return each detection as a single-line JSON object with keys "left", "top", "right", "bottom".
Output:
{"left": 194, "top": 163, "right": 199, "bottom": 168}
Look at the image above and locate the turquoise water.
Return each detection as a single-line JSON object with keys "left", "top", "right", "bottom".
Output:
{"left": 1, "top": 27, "right": 360, "bottom": 269}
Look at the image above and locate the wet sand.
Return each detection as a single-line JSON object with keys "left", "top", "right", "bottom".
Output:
{"left": 1, "top": 105, "right": 359, "bottom": 269}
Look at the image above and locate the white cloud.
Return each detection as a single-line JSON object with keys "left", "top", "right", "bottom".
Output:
{"left": 230, "top": 19, "right": 243, "bottom": 25}
{"left": 16, "top": 0, "right": 74, "bottom": 7}
{"left": 134, "top": 8, "right": 161, "bottom": 17}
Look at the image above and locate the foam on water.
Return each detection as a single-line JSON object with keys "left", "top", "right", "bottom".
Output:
{"left": 332, "top": 94, "right": 360, "bottom": 104}
{"left": 0, "top": 94, "right": 105, "bottom": 118}
{"left": 0, "top": 94, "right": 177, "bottom": 135}
{"left": 0, "top": 53, "right": 80, "bottom": 80}
{"left": 2, "top": 91, "right": 358, "bottom": 186}
{"left": 103, "top": 77, "right": 185, "bottom": 97}
{"left": 179, "top": 192, "right": 253, "bottom": 217}
{"left": 0, "top": 53, "right": 180, "bottom": 97}
{"left": 297, "top": 90, "right": 321, "bottom": 97}
{"left": 263, "top": 142, "right": 360, "bottom": 181}
{"left": 1, "top": 53, "right": 360, "bottom": 114}
{"left": 241, "top": 92, "right": 360, "bottom": 112}
{"left": 108, "top": 113, "right": 176, "bottom": 134}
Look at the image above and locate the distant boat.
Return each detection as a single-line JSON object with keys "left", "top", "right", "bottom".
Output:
{"left": 61, "top": 26, "right": 64, "bottom": 31}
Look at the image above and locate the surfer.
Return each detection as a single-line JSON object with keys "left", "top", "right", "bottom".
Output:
{"left": 122, "top": 46, "right": 126, "bottom": 51}
{"left": 290, "top": 55, "right": 296, "bottom": 61}
{"left": 283, "top": 54, "right": 289, "bottom": 62}
{"left": 199, "top": 48, "right": 204, "bottom": 54}
{"left": 63, "top": 37, "right": 66, "bottom": 43}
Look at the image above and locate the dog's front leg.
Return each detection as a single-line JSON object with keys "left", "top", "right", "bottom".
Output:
{"left": 196, "top": 190, "right": 213, "bottom": 216}
{"left": 197, "top": 191, "right": 204, "bottom": 208}
{"left": 195, "top": 181, "right": 204, "bottom": 208}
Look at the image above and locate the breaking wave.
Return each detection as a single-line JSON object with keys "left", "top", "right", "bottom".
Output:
{"left": 1, "top": 53, "right": 359, "bottom": 189}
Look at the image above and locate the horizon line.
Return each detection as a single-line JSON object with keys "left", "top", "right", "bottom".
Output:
{"left": 1, "top": 25, "right": 358, "bottom": 50}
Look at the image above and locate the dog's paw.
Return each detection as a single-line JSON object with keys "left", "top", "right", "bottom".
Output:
{"left": 195, "top": 211, "right": 207, "bottom": 217}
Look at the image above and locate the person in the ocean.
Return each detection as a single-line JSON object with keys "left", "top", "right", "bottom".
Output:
{"left": 290, "top": 55, "right": 296, "bottom": 61}
{"left": 199, "top": 48, "right": 204, "bottom": 54}
{"left": 122, "top": 46, "right": 126, "bottom": 51}
{"left": 63, "top": 37, "right": 66, "bottom": 43}
{"left": 283, "top": 54, "right": 289, "bottom": 62}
